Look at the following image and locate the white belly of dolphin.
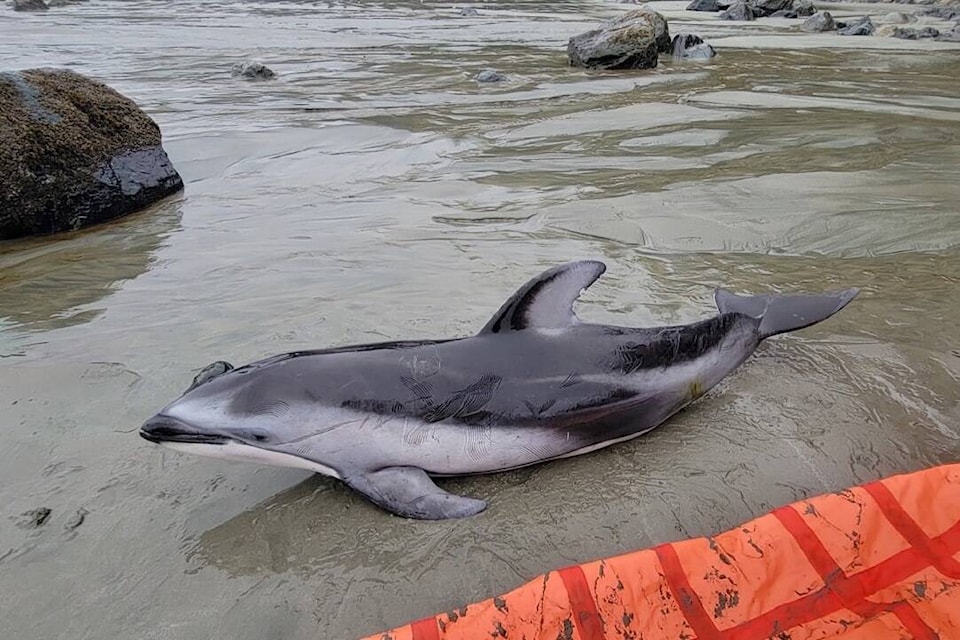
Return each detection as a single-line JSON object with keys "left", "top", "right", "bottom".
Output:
{"left": 161, "top": 441, "right": 343, "bottom": 479}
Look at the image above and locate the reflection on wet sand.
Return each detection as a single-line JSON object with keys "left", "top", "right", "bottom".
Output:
{"left": 0, "top": 197, "right": 183, "bottom": 333}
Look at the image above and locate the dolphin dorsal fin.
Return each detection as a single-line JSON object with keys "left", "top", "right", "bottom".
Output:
{"left": 478, "top": 260, "right": 607, "bottom": 334}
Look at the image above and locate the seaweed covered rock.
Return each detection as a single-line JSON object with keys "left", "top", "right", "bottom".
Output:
{"left": 568, "top": 7, "right": 672, "bottom": 70}
{"left": 0, "top": 68, "right": 183, "bottom": 240}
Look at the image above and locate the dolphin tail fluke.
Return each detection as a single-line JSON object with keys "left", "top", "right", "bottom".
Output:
{"left": 714, "top": 287, "right": 859, "bottom": 340}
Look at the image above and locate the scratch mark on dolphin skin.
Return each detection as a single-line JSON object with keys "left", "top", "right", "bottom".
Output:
{"left": 464, "top": 424, "right": 494, "bottom": 461}
{"left": 561, "top": 372, "right": 583, "bottom": 388}
{"left": 284, "top": 416, "right": 367, "bottom": 444}
{"left": 248, "top": 400, "right": 290, "bottom": 418}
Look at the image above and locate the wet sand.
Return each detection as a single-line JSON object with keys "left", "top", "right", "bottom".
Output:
{"left": 1, "top": 1, "right": 959, "bottom": 638}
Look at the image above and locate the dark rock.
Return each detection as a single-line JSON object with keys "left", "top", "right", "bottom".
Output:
{"left": 20, "top": 507, "right": 51, "bottom": 528}
{"left": 231, "top": 61, "right": 276, "bottom": 80}
{"left": 46, "top": 0, "right": 90, "bottom": 6}
{"left": 567, "top": 7, "right": 671, "bottom": 70}
{"left": 752, "top": 0, "right": 793, "bottom": 16}
{"left": 837, "top": 16, "right": 874, "bottom": 35}
{"left": 458, "top": 7, "right": 479, "bottom": 16}
{"left": 922, "top": 6, "right": 960, "bottom": 18}
{"left": 0, "top": 68, "right": 183, "bottom": 240}
{"left": 890, "top": 25, "right": 939, "bottom": 38}
{"left": 771, "top": 9, "right": 799, "bottom": 17}
{"left": 671, "top": 33, "right": 718, "bottom": 59}
{"left": 719, "top": 1, "right": 756, "bottom": 20}
{"left": 686, "top": 0, "right": 721, "bottom": 11}
{"left": 801, "top": 11, "right": 836, "bottom": 30}
{"left": 794, "top": 0, "right": 816, "bottom": 16}
{"left": 12, "top": 0, "right": 48, "bottom": 10}
{"left": 475, "top": 69, "right": 507, "bottom": 83}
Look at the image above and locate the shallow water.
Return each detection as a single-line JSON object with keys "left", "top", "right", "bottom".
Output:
{"left": 1, "top": 1, "right": 960, "bottom": 638}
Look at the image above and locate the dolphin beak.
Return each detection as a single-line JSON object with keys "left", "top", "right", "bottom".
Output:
{"left": 140, "top": 415, "right": 228, "bottom": 445}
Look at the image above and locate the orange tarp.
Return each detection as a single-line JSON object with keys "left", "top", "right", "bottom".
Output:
{"left": 361, "top": 463, "right": 960, "bottom": 640}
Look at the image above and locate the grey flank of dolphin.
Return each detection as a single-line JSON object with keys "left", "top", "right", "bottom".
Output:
{"left": 140, "top": 260, "right": 859, "bottom": 520}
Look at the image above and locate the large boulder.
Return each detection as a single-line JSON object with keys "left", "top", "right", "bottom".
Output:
{"left": 0, "top": 68, "right": 183, "bottom": 240}
{"left": 568, "top": 7, "right": 672, "bottom": 70}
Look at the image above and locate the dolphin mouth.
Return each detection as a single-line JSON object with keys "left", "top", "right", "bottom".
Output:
{"left": 139, "top": 415, "right": 228, "bottom": 445}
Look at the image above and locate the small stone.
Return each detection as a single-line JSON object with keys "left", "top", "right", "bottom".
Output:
{"left": 458, "top": 7, "right": 479, "bottom": 16}
{"left": 671, "top": 33, "right": 718, "bottom": 59}
{"left": 837, "top": 16, "right": 874, "bottom": 35}
{"left": 719, "top": 1, "right": 756, "bottom": 20}
{"left": 686, "top": 0, "right": 720, "bottom": 11}
{"left": 770, "top": 9, "right": 799, "bottom": 17}
{"left": 64, "top": 508, "right": 88, "bottom": 531}
{"left": 12, "top": 0, "right": 48, "bottom": 10}
{"left": 475, "top": 69, "right": 507, "bottom": 83}
{"left": 801, "top": 10, "right": 836, "bottom": 31}
{"left": 231, "top": 61, "right": 276, "bottom": 81}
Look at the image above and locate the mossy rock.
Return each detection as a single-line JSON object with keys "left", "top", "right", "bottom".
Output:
{"left": 0, "top": 68, "right": 183, "bottom": 241}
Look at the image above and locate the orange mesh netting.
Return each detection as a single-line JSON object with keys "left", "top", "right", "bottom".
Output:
{"left": 361, "top": 463, "right": 960, "bottom": 640}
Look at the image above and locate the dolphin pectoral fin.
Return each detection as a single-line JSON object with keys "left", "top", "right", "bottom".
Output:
{"left": 342, "top": 467, "right": 487, "bottom": 520}
{"left": 479, "top": 260, "right": 607, "bottom": 334}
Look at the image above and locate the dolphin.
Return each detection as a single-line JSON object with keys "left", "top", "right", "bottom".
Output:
{"left": 140, "top": 260, "right": 858, "bottom": 520}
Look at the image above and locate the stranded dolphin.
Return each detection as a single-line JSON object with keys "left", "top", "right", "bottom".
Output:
{"left": 140, "top": 260, "right": 858, "bottom": 520}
